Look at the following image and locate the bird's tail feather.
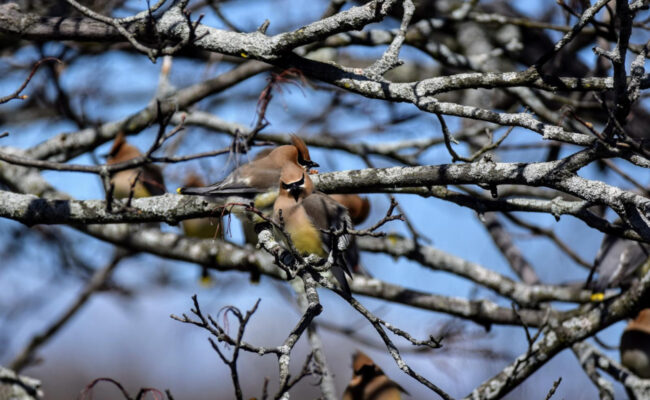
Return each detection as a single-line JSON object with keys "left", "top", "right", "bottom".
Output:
{"left": 178, "top": 185, "right": 262, "bottom": 197}
{"left": 178, "top": 185, "right": 220, "bottom": 195}
{"left": 332, "top": 265, "right": 351, "bottom": 298}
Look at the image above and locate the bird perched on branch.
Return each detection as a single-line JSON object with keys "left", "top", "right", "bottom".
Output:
{"left": 588, "top": 231, "right": 650, "bottom": 301}
{"left": 106, "top": 132, "right": 166, "bottom": 199}
{"left": 177, "top": 135, "right": 317, "bottom": 202}
{"left": 343, "top": 351, "right": 408, "bottom": 400}
{"left": 178, "top": 136, "right": 318, "bottom": 250}
{"left": 242, "top": 141, "right": 319, "bottom": 245}
{"left": 181, "top": 174, "right": 224, "bottom": 240}
{"left": 273, "top": 162, "right": 355, "bottom": 296}
{"left": 621, "top": 309, "right": 650, "bottom": 381}
{"left": 181, "top": 173, "right": 224, "bottom": 286}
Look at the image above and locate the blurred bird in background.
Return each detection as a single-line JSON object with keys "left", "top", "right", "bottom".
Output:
{"left": 343, "top": 351, "right": 408, "bottom": 400}
{"left": 181, "top": 173, "right": 224, "bottom": 240}
{"left": 273, "top": 162, "right": 354, "bottom": 296}
{"left": 181, "top": 173, "right": 224, "bottom": 286}
{"left": 620, "top": 309, "right": 650, "bottom": 400}
{"left": 106, "top": 132, "right": 166, "bottom": 199}
{"left": 621, "top": 309, "right": 650, "bottom": 379}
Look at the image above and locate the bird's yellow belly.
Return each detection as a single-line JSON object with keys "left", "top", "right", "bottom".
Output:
{"left": 183, "top": 218, "right": 221, "bottom": 239}
{"left": 112, "top": 170, "right": 151, "bottom": 199}
{"left": 287, "top": 223, "right": 325, "bottom": 257}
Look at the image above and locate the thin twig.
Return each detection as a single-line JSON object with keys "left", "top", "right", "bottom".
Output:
{"left": 544, "top": 377, "right": 562, "bottom": 400}
{"left": 503, "top": 213, "right": 592, "bottom": 269}
{"left": 349, "top": 198, "right": 403, "bottom": 237}
{"left": 0, "top": 58, "right": 61, "bottom": 104}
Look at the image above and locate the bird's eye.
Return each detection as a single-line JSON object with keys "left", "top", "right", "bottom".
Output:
{"left": 281, "top": 181, "right": 291, "bottom": 189}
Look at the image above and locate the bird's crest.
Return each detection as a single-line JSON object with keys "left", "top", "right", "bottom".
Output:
{"left": 108, "top": 132, "right": 127, "bottom": 158}
{"left": 291, "top": 135, "right": 319, "bottom": 169}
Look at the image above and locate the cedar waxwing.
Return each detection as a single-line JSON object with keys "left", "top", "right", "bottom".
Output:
{"left": 179, "top": 136, "right": 316, "bottom": 246}
{"left": 181, "top": 174, "right": 224, "bottom": 286}
{"left": 181, "top": 174, "right": 224, "bottom": 240}
{"left": 178, "top": 135, "right": 318, "bottom": 199}
{"left": 588, "top": 232, "right": 650, "bottom": 300}
{"left": 621, "top": 308, "right": 650, "bottom": 400}
{"left": 241, "top": 146, "right": 289, "bottom": 245}
{"left": 620, "top": 309, "right": 650, "bottom": 380}
{"left": 329, "top": 194, "right": 371, "bottom": 226}
{"left": 343, "top": 351, "right": 408, "bottom": 400}
{"left": 273, "top": 162, "right": 355, "bottom": 296}
{"left": 107, "top": 133, "right": 166, "bottom": 199}
{"left": 251, "top": 147, "right": 273, "bottom": 161}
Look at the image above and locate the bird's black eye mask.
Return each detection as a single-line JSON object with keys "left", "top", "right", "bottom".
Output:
{"left": 281, "top": 175, "right": 305, "bottom": 190}
{"left": 356, "top": 364, "right": 380, "bottom": 379}
{"left": 281, "top": 175, "right": 305, "bottom": 201}
{"left": 297, "top": 152, "right": 319, "bottom": 169}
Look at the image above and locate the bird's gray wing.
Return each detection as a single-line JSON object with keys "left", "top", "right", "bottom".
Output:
{"left": 141, "top": 164, "right": 166, "bottom": 196}
{"left": 302, "top": 192, "right": 354, "bottom": 295}
{"left": 180, "top": 167, "right": 279, "bottom": 197}
{"left": 302, "top": 192, "right": 354, "bottom": 267}
{"left": 593, "top": 235, "right": 650, "bottom": 290}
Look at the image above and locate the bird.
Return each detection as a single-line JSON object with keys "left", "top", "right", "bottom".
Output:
{"left": 588, "top": 231, "right": 650, "bottom": 301}
{"left": 106, "top": 132, "right": 166, "bottom": 199}
{"left": 181, "top": 174, "right": 224, "bottom": 285}
{"left": 177, "top": 136, "right": 318, "bottom": 247}
{"left": 343, "top": 351, "right": 408, "bottom": 400}
{"left": 241, "top": 144, "right": 307, "bottom": 245}
{"left": 329, "top": 194, "right": 371, "bottom": 226}
{"left": 621, "top": 309, "right": 650, "bottom": 380}
{"left": 273, "top": 162, "right": 355, "bottom": 296}
{"left": 178, "top": 135, "right": 318, "bottom": 200}
{"left": 181, "top": 174, "right": 224, "bottom": 240}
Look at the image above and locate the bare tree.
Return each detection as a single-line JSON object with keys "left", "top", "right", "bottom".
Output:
{"left": 0, "top": 0, "right": 650, "bottom": 399}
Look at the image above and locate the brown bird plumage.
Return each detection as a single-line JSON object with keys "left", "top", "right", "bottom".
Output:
{"left": 181, "top": 174, "right": 223, "bottom": 286}
{"left": 181, "top": 174, "right": 224, "bottom": 240}
{"left": 343, "top": 351, "right": 408, "bottom": 400}
{"left": 273, "top": 162, "right": 354, "bottom": 296}
{"left": 107, "top": 133, "right": 166, "bottom": 198}
{"left": 181, "top": 174, "right": 225, "bottom": 285}
{"left": 329, "top": 194, "right": 371, "bottom": 225}
{"left": 620, "top": 309, "right": 650, "bottom": 379}
{"left": 252, "top": 147, "right": 274, "bottom": 161}
{"left": 178, "top": 135, "right": 317, "bottom": 198}
{"left": 205, "top": 136, "right": 318, "bottom": 245}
